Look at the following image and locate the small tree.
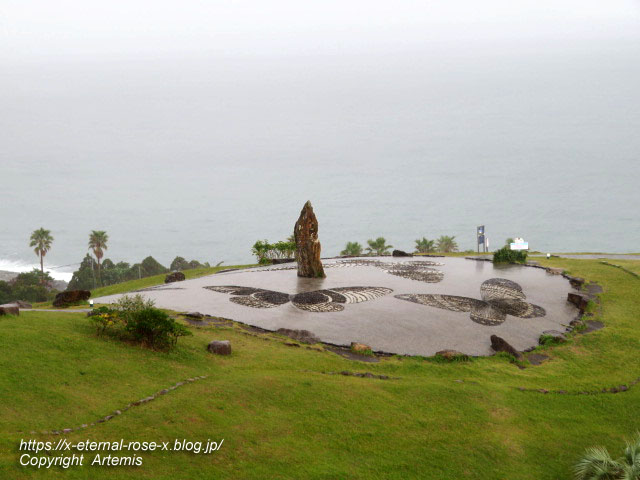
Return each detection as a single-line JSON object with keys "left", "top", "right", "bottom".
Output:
{"left": 341, "top": 242, "right": 363, "bottom": 256}
{"left": 29, "top": 228, "right": 54, "bottom": 284}
{"left": 365, "top": 237, "right": 393, "bottom": 256}
{"left": 575, "top": 434, "right": 640, "bottom": 480}
{"left": 436, "top": 235, "right": 458, "bottom": 253}
{"left": 88, "top": 230, "right": 109, "bottom": 285}
{"left": 505, "top": 237, "right": 515, "bottom": 246}
{"left": 415, "top": 237, "right": 435, "bottom": 253}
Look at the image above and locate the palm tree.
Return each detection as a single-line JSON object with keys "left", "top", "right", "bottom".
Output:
{"left": 365, "top": 237, "right": 393, "bottom": 256}
{"left": 575, "top": 434, "right": 640, "bottom": 480}
{"left": 505, "top": 237, "right": 515, "bottom": 246}
{"left": 88, "top": 230, "right": 109, "bottom": 285}
{"left": 415, "top": 237, "right": 435, "bottom": 254}
{"left": 29, "top": 228, "right": 54, "bottom": 284}
{"left": 341, "top": 241, "right": 363, "bottom": 256}
{"left": 436, "top": 235, "right": 458, "bottom": 253}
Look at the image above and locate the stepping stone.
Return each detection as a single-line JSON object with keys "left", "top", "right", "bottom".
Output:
{"left": 528, "top": 353, "right": 549, "bottom": 365}
{"left": 580, "top": 320, "right": 604, "bottom": 334}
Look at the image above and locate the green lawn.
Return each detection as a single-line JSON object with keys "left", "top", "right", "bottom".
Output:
{"left": 1, "top": 257, "right": 639, "bottom": 479}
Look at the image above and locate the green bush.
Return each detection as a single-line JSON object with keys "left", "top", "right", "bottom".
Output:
{"left": 493, "top": 246, "right": 527, "bottom": 264}
{"left": 251, "top": 239, "right": 296, "bottom": 264}
{"left": 89, "top": 294, "right": 190, "bottom": 349}
{"left": 125, "top": 307, "right": 192, "bottom": 349}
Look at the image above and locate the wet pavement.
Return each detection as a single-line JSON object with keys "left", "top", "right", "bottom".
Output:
{"left": 94, "top": 257, "right": 578, "bottom": 356}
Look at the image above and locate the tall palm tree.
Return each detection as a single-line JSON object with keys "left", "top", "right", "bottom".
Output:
{"left": 415, "top": 237, "right": 435, "bottom": 254}
{"left": 365, "top": 237, "right": 393, "bottom": 256}
{"left": 29, "top": 228, "right": 54, "bottom": 284}
{"left": 575, "top": 434, "right": 640, "bottom": 480}
{"left": 88, "top": 230, "right": 109, "bottom": 285}
{"left": 436, "top": 235, "right": 458, "bottom": 253}
{"left": 341, "top": 241, "right": 363, "bottom": 256}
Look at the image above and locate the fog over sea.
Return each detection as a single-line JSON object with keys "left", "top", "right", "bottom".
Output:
{"left": 2, "top": 43, "right": 639, "bottom": 281}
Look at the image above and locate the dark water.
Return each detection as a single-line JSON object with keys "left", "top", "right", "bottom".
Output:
{"left": 1, "top": 46, "right": 639, "bottom": 280}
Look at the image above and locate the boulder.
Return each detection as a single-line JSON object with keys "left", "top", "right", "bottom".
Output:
{"left": 165, "top": 271, "right": 186, "bottom": 283}
{"left": 276, "top": 328, "right": 320, "bottom": 344}
{"left": 490, "top": 335, "right": 523, "bottom": 360}
{"left": 207, "top": 340, "right": 232, "bottom": 355}
{"left": 585, "top": 283, "right": 604, "bottom": 295}
{"left": 567, "top": 276, "right": 585, "bottom": 289}
{"left": 0, "top": 304, "right": 20, "bottom": 316}
{"left": 435, "top": 349, "right": 468, "bottom": 360}
{"left": 350, "top": 342, "right": 372, "bottom": 354}
{"left": 567, "top": 292, "right": 592, "bottom": 311}
{"left": 547, "top": 268, "right": 564, "bottom": 275}
{"left": 184, "top": 312, "right": 204, "bottom": 319}
{"left": 53, "top": 290, "right": 91, "bottom": 308}
{"left": 294, "top": 201, "right": 325, "bottom": 278}
{"left": 392, "top": 249, "right": 412, "bottom": 257}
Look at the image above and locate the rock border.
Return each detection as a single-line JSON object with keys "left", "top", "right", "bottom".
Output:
{"left": 29, "top": 376, "right": 207, "bottom": 436}
{"left": 517, "top": 376, "right": 640, "bottom": 395}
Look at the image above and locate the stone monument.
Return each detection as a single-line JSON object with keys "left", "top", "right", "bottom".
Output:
{"left": 294, "top": 201, "right": 325, "bottom": 278}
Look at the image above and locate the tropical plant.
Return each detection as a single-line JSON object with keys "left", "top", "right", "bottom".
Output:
{"left": 415, "top": 237, "right": 436, "bottom": 254}
{"left": 29, "top": 227, "right": 53, "bottom": 284}
{"left": 88, "top": 230, "right": 109, "bottom": 285}
{"left": 575, "top": 433, "right": 640, "bottom": 480}
{"left": 365, "top": 237, "right": 393, "bottom": 256}
{"left": 341, "top": 241, "right": 363, "bottom": 256}
{"left": 436, "top": 235, "right": 458, "bottom": 253}
{"left": 505, "top": 237, "right": 515, "bottom": 246}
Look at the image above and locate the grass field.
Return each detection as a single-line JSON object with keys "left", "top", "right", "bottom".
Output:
{"left": 2, "top": 257, "right": 639, "bottom": 479}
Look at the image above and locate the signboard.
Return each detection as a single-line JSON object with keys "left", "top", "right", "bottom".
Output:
{"left": 510, "top": 239, "right": 529, "bottom": 251}
{"left": 477, "top": 226, "right": 484, "bottom": 245}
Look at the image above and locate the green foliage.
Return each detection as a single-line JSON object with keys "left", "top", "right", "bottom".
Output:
{"left": 0, "top": 269, "right": 57, "bottom": 303}
{"left": 251, "top": 239, "right": 296, "bottom": 264}
{"left": 90, "top": 294, "right": 190, "bottom": 349}
{"left": 140, "top": 256, "right": 169, "bottom": 276}
{"left": 341, "top": 241, "right": 363, "bottom": 256}
{"left": 124, "top": 308, "right": 192, "bottom": 349}
{"left": 575, "top": 433, "right": 640, "bottom": 480}
{"left": 415, "top": 237, "right": 436, "bottom": 253}
{"left": 365, "top": 237, "right": 393, "bottom": 256}
{"left": 88, "top": 230, "right": 109, "bottom": 285}
{"left": 69, "top": 255, "right": 175, "bottom": 290}
{"left": 436, "top": 235, "right": 458, "bottom": 253}
{"left": 505, "top": 237, "right": 515, "bottom": 246}
{"left": 493, "top": 246, "right": 528, "bottom": 264}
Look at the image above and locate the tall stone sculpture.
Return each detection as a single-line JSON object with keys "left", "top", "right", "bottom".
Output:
{"left": 294, "top": 201, "right": 326, "bottom": 278}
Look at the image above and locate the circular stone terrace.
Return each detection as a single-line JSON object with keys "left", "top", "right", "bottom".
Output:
{"left": 94, "top": 257, "right": 579, "bottom": 356}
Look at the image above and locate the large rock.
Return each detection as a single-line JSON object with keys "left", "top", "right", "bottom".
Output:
{"left": 294, "top": 201, "right": 325, "bottom": 278}
{"left": 567, "top": 292, "right": 592, "bottom": 311}
{"left": 165, "top": 271, "right": 186, "bottom": 283}
{"left": 0, "top": 304, "right": 20, "bottom": 316}
{"left": 392, "top": 249, "right": 412, "bottom": 257}
{"left": 207, "top": 340, "right": 231, "bottom": 355}
{"left": 276, "top": 328, "right": 319, "bottom": 344}
{"left": 490, "top": 335, "right": 523, "bottom": 360}
{"left": 53, "top": 290, "right": 91, "bottom": 308}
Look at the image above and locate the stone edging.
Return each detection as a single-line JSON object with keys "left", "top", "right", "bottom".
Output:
{"left": 302, "top": 370, "right": 399, "bottom": 380}
{"left": 516, "top": 376, "right": 640, "bottom": 395}
{"left": 600, "top": 261, "right": 640, "bottom": 279}
{"left": 29, "top": 376, "right": 207, "bottom": 436}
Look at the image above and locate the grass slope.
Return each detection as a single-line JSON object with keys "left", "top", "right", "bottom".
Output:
{"left": 1, "top": 257, "right": 639, "bottom": 479}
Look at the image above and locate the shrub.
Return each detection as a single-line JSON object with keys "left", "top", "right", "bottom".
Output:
{"left": 436, "top": 235, "right": 458, "bottom": 253}
{"left": 88, "top": 306, "right": 119, "bottom": 334}
{"left": 251, "top": 239, "right": 296, "bottom": 264}
{"left": 124, "top": 307, "right": 192, "bottom": 349}
{"left": 415, "top": 237, "right": 435, "bottom": 254}
{"left": 493, "top": 246, "right": 527, "bottom": 264}
{"left": 112, "top": 294, "right": 155, "bottom": 325}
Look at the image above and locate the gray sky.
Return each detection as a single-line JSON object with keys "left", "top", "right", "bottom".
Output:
{"left": 2, "top": 0, "right": 639, "bottom": 61}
